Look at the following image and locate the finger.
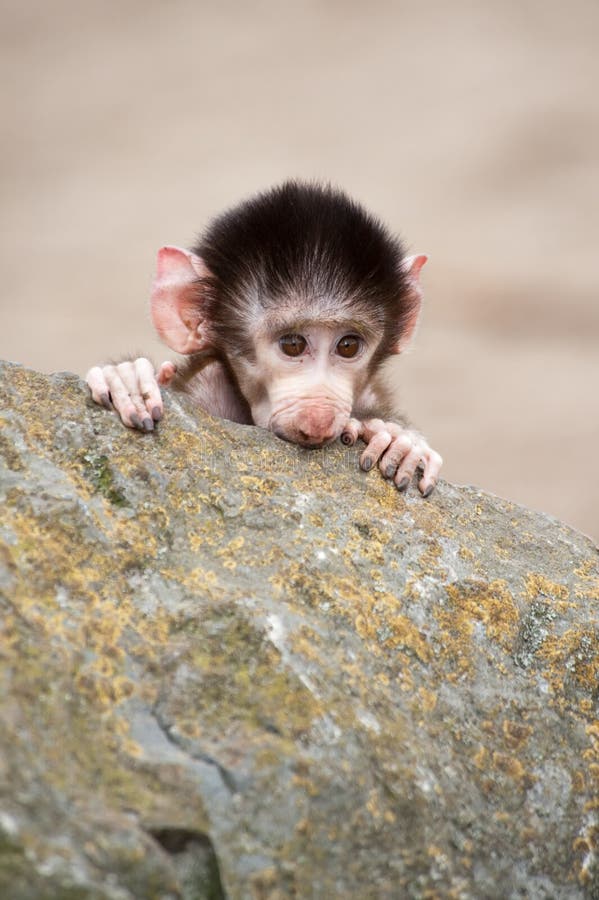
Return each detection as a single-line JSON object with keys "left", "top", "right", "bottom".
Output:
{"left": 102, "top": 366, "right": 140, "bottom": 428}
{"left": 360, "top": 418, "right": 386, "bottom": 442}
{"left": 394, "top": 448, "right": 423, "bottom": 492}
{"left": 134, "top": 357, "right": 163, "bottom": 422}
{"left": 86, "top": 367, "right": 112, "bottom": 409}
{"left": 379, "top": 433, "right": 414, "bottom": 479}
{"left": 157, "top": 361, "right": 177, "bottom": 387}
{"left": 114, "top": 362, "right": 154, "bottom": 431}
{"left": 340, "top": 417, "right": 362, "bottom": 447}
{"left": 102, "top": 365, "right": 148, "bottom": 431}
{"left": 360, "top": 429, "right": 393, "bottom": 472}
{"left": 361, "top": 418, "right": 405, "bottom": 442}
{"left": 418, "top": 449, "right": 443, "bottom": 498}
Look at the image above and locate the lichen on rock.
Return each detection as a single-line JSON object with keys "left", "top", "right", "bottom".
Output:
{"left": 0, "top": 360, "right": 598, "bottom": 899}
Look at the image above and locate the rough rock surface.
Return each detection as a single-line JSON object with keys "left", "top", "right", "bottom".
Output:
{"left": 0, "top": 359, "right": 598, "bottom": 900}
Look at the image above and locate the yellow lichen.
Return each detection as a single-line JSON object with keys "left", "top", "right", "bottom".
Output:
{"left": 414, "top": 687, "right": 438, "bottom": 714}
{"left": 434, "top": 580, "right": 519, "bottom": 677}
{"left": 492, "top": 751, "right": 530, "bottom": 785}
{"left": 473, "top": 745, "right": 489, "bottom": 770}
{"left": 537, "top": 630, "right": 599, "bottom": 695}
{"left": 502, "top": 719, "right": 533, "bottom": 750}
{"left": 574, "top": 559, "right": 597, "bottom": 579}
{"left": 525, "top": 573, "right": 570, "bottom": 602}
{"left": 354, "top": 600, "right": 431, "bottom": 662}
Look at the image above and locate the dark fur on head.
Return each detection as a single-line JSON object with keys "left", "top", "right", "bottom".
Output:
{"left": 193, "top": 181, "right": 414, "bottom": 361}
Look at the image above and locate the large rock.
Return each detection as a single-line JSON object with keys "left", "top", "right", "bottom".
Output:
{"left": 0, "top": 359, "right": 597, "bottom": 899}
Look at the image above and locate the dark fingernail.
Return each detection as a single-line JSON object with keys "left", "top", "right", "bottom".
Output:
{"left": 130, "top": 413, "right": 142, "bottom": 429}
{"left": 101, "top": 393, "right": 112, "bottom": 410}
{"left": 142, "top": 417, "right": 154, "bottom": 432}
{"left": 385, "top": 465, "right": 396, "bottom": 479}
{"left": 152, "top": 406, "right": 162, "bottom": 422}
{"left": 397, "top": 476, "right": 410, "bottom": 492}
{"left": 361, "top": 457, "right": 373, "bottom": 472}
{"left": 422, "top": 484, "right": 435, "bottom": 498}
{"left": 340, "top": 432, "right": 353, "bottom": 446}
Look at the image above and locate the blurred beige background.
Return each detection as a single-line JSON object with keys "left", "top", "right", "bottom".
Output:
{"left": 1, "top": 0, "right": 597, "bottom": 540}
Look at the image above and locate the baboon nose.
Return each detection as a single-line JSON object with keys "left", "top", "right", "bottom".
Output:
{"left": 298, "top": 427, "right": 335, "bottom": 447}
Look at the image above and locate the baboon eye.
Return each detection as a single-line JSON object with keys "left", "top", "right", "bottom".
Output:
{"left": 336, "top": 335, "right": 361, "bottom": 358}
{"left": 279, "top": 334, "right": 307, "bottom": 357}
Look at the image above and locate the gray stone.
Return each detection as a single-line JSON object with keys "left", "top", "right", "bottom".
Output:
{"left": 0, "top": 360, "right": 597, "bottom": 899}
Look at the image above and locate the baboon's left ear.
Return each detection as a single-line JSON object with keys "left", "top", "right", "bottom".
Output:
{"left": 393, "top": 254, "right": 427, "bottom": 353}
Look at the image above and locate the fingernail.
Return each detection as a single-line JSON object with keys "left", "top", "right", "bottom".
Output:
{"left": 142, "top": 417, "right": 154, "bottom": 432}
{"left": 361, "top": 457, "right": 373, "bottom": 472}
{"left": 385, "top": 465, "right": 396, "bottom": 479}
{"left": 101, "top": 393, "right": 112, "bottom": 410}
{"left": 130, "top": 413, "right": 142, "bottom": 429}
{"left": 152, "top": 406, "right": 162, "bottom": 422}
{"left": 422, "top": 484, "right": 435, "bottom": 498}
{"left": 397, "top": 476, "right": 410, "bottom": 492}
{"left": 340, "top": 432, "right": 353, "bottom": 446}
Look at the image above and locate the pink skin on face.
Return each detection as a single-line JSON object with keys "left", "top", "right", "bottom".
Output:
{"left": 234, "top": 325, "right": 366, "bottom": 448}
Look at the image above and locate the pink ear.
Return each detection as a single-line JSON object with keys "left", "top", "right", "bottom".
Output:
{"left": 394, "top": 254, "right": 427, "bottom": 352}
{"left": 150, "top": 246, "right": 213, "bottom": 354}
{"left": 402, "top": 254, "right": 428, "bottom": 283}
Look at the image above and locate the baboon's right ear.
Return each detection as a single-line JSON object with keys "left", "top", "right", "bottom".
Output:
{"left": 150, "top": 246, "right": 214, "bottom": 354}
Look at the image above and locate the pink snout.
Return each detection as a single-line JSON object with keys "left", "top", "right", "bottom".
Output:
{"left": 274, "top": 407, "right": 341, "bottom": 448}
